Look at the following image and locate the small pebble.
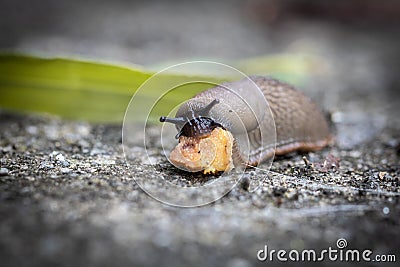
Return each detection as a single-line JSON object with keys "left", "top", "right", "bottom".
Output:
{"left": 384, "top": 139, "right": 398, "bottom": 148}
{"left": 378, "top": 172, "right": 387, "bottom": 180}
{"left": 349, "top": 151, "right": 361, "bottom": 158}
{"left": 382, "top": 207, "right": 390, "bottom": 215}
{"left": 0, "top": 167, "right": 9, "bottom": 176}
{"left": 40, "top": 162, "right": 54, "bottom": 169}
{"left": 60, "top": 168, "right": 71, "bottom": 174}
{"left": 60, "top": 161, "right": 70, "bottom": 167}
{"left": 55, "top": 154, "right": 65, "bottom": 162}
{"left": 331, "top": 111, "right": 345, "bottom": 123}
{"left": 240, "top": 177, "right": 250, "bottom": 191}
{"left": 26, "top": 125, "right": 38, "bottom": 135}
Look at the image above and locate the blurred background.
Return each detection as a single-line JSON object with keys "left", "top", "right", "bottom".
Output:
{"left": 1, "top": 0, "right": 399, "bottom": 143}
{"left": 1, "top": 0, "right": 399, "bottom": 65}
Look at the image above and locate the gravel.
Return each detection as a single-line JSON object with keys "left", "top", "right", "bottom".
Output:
{"left": 0, "top": 109, "right": 398, "bottom": 267}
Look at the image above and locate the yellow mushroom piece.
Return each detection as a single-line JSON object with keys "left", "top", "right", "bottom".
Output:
{"left": 169, "top": 127, "right": 234, "bottom": 174}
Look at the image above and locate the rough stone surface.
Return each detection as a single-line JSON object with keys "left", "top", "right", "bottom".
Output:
{"left": 0, "top": 108, "right": 399, "bottom": 267}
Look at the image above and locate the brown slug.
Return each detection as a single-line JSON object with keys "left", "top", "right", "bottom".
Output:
{"left": 160, "top": 76, "right": 333, "bottom": 174}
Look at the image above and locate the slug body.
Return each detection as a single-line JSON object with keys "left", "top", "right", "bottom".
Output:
{"left": 160, "top": 76, "right": 332, "bottom": 173}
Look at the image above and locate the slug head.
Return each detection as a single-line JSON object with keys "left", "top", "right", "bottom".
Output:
{"left": 160, "top": 99, "right": 223, "bottom": 139}
{"left": 177, "top": 117, "right": 224, "bottom": 138}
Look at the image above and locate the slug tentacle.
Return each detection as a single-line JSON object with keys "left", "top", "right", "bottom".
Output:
{"left": 197, "top": 99, "right": 220, "bottom": 117}
{"left": 159, "top": 116, "right": 186, "bottom": 125}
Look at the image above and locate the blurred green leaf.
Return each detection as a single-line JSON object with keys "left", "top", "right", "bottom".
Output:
{"left": 0, "top": 53, "right": 313, "bottom": 123}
